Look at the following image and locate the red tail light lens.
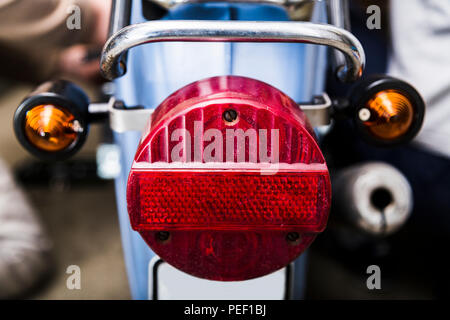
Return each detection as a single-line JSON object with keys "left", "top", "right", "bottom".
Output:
{"left": 127, "top": 76, "right": 331, "bottom": 281}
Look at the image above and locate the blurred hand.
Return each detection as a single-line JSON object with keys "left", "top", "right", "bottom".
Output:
{"left": 90, "top": 0, "right": 112, "bottom": 46}
{"left": 58, "top": 45, "right": 102, "bottom": 82}
{"left": 57, "top": 0, "right": 111, "bottom": 82}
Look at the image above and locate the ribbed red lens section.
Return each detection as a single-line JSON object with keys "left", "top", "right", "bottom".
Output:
{"left": 127, "top": 76, "right": 331, "bottom": 281}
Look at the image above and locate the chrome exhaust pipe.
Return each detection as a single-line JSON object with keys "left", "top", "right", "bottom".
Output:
{"left": 333, "top": 162, "right": 413, "bottom": 236}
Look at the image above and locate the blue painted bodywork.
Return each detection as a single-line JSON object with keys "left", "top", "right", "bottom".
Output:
{"left": 113, "top": 0, "right": 328, "bottom": 299}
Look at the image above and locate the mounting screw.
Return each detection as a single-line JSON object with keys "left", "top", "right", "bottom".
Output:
{"left": 223, "top": 109, "right": 238, "bottom": 124}
{"left": 286, "top": 232, "right": 301, "bottom": 245}
{"left": 156, "top": 231, "right": 170, "bottom": 243}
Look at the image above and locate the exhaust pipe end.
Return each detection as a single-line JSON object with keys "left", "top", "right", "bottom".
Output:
{"left": 333, "top": 162, "right": 413, "bottom": 236}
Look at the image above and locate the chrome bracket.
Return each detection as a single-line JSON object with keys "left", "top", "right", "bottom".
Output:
{"left": 108, "top": 98, "right": 155, "bottom": 133}
{"left": 299, "top": 93, "right": 332, "bottom": 127}
{"left": 103, "top": 93, "right": 332, "bottom": 133}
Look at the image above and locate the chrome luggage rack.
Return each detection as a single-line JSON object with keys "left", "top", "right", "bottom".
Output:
{"left": 101, "top": 20, "right": 365, "bottom": 82}
{"left": 100, "top": 0, "right": 364, "bottom": 131}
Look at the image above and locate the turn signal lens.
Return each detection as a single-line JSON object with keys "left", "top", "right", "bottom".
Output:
{"left": 351, "top": 76, "right": 425, "bottom": 146}
{"left": 14, "top": 80, "right": 89, "bottom": 160}
{"left": 24, "top": 104, "right": 82, "bottom": 152}
{"left": 361, "top": 90, "right": 414, "bottom": 140}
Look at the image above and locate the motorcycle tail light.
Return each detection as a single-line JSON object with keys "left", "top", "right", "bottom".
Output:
{"left": 127, "top": 76, "right": 331, "bottom": 281}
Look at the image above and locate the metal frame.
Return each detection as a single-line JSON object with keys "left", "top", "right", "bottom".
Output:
{"left": 104, "top": 0, "right": 351, "bottom": 300}
{"left": 100, "top": 0, "right": 358, "bottom": 132}
{"left": 96, "top": 93, "right": 332, "bottom": 133}
{"left": 101, "top": 20, "right": 365, "bottom": 82}
{"left": 326, "top": 0, "right": 351, "bottom": 78}
{"left": 109, "top": 0, "right": 132, "bottom": 36}
{"left": 299, "top": 93, "right": 332, "bottom": 127}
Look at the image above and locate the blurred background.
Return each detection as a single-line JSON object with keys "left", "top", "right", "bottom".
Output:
{"left": 0, "top": 82, "right": 436, "bottom": 300}
{"left": 0, "top": 81, "right": 130, "bottom": 299}
{"left": 0, "top": 0, "right": 448, "bottom": 300}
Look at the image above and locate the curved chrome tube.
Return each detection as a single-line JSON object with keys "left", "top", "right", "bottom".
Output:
{"left": 101, "top": 20, "right": 365, "bottom": 82}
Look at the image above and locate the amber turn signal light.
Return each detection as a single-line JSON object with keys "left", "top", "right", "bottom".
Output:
{"left": 351, "top": 77, "right": 425, "bottom": 146}
{"left": 14, "top": 80, "right": 89, "bottom": 160}
{"left": 360, "top": 90, "right": 414, "bottom": 140}
{"left": 24, "top": 104, "right": 83, "bottom": 152}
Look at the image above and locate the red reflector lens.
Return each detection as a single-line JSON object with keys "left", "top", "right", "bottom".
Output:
{"left": 127, "top": 76, "right": 331, "bottom": 281}
{"left": 128, "top": 171, "right": 330, "bottom": 232}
